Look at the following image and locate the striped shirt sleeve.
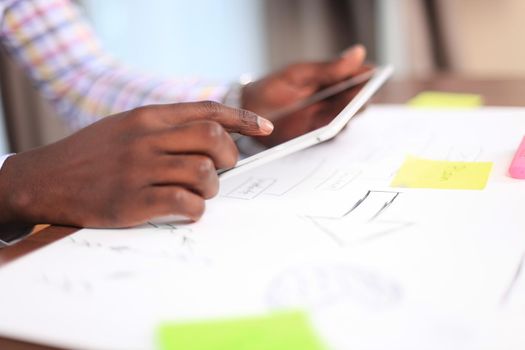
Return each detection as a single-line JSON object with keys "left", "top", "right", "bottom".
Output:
{"left": 0, "top": 0, "right": 231, "bottom": 130}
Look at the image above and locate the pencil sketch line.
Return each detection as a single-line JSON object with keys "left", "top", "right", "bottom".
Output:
{"left": 366, "top": 190, "right": 403, "bottom": 194}
{"left": 306, "top": 216, "right": 344, "bottom": 246}
{"left": 225, "top": 177, "right": 255, "bottom": 197}
{"left": 224, "top": 177, "right": 277, "bottom": 200}
{"left": 370, "top": 192, "right": 401, "bottom": 221}
{"left": 500, "top": 252, "right": 525, "bottom": 306}
{"left": 472, "top": 148, "right": 483, "bottom": 161}
{"left": 315, "top": 169, "right": 362, "bottom": 192}
{"left": 147, "top": 222, "right": 159, "bottom": 228}
{"left": 357, "top": 221, "right": 415, "bottom": 245}
{"left": 315, "top": 169, "right": 339, "bottom": 189}
{"left": 265, "top": 159, "right": 326, "bottom": 197}
{"left": 342, "top": 190, "right": 371, "bottom": 217}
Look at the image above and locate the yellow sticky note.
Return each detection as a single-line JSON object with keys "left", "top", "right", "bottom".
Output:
{"left": 391, "top": 156, "right": 493, "bottom": 190}
{"left": 408, "top": 91, "right": 483, "bottom": 109}
{"left": 157, "top": 310, "right": 326, "bottom": 350}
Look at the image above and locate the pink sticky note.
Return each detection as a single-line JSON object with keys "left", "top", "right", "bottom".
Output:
{"left": 509, "top": 136, "right": 525, "bottom": 179}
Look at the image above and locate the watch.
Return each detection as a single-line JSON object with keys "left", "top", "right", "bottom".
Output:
{"left": 0, "top": 223, "right": 34, "bottom": 248}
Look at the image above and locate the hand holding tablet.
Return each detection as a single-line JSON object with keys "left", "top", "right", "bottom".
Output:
{"left": 220, "top": 65, "right": 394, "bottom": 180}
{"left": 266, "top": 68, "right": 377, "bottom": 122}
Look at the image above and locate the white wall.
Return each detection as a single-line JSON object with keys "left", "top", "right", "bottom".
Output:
{"left": 83, "top": 0, "right": 269, "bottom": 81}
{"left": 376, "top": 0, "right": 434, "bottom": 78}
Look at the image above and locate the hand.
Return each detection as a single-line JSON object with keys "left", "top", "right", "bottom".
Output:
{"left": 242, "top": 45, "right": 367, "bottom": 146}
{"left": 0, "top": 102, "right": 273, "bottom": 228}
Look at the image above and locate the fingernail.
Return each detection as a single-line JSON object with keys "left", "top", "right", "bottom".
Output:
{"left": 341, "top": 44, "right": 365, "bottom": 58}
{"left": 258, "top": 117, "right": 274, "bottom": 134}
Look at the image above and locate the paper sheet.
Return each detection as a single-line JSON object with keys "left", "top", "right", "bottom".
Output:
{"left": 1, "top": 105, "right": 525, "bottom": 350}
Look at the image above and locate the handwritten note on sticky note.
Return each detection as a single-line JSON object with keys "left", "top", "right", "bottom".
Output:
{"left": 391, "top": 156, "right": 493, "bottom": 190}
{"left": 157, "top": 310, "right": 325, "bottom": 350}
{"left": 408, "top": 91, "right": 483, "bottom": 108}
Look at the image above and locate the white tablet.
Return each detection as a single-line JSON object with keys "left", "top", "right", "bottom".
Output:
{"left": 219, "top": 65, "right": 394, "bottom": 180}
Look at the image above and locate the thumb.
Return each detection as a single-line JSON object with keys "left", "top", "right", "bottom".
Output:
{"left": 291, "top": 44, "right": 367, "bottom": 88}
{"left": 318, "top": 44, "right": 367, "bottom": 86}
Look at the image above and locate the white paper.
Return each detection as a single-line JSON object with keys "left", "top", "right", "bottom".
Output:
{"left": 1, "top": 105, "right": 525, "bottom": 350}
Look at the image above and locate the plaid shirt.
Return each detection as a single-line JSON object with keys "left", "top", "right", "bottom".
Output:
{"left": 0, "top": 0, "right": 230, "bottom": 132}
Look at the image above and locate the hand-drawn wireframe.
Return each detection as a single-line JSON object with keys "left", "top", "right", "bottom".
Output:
{"left": 306, "top": 190, "right": 413, "bottom": 245}
{"left": 224, "top": 177, "right": 277, "bottom": 200}
{"left": 262, "top": 159, "right": 326, "bottom": 196}
{"left": 266, "top": 263, "right": 401, "bottom": 310}
{"left": 38, "top": 225, "right": 210, "bottom": 295}
{"left": 39, "top": 273, "right": 94, "bottom": 295}
{"left": 315, "top": 168, "right": 362, "bottom": 192}
{"left": 38, "top": 264, "right": 145, "bottom": 296}
{"left": 445, "top": 145, "right": 483, "bottom": 162}
{"left": 222, "top": 158, "right": 327, "bottom": 200}
{"left": 222, "top": 158, "right": 365, "bottom": 202}
{"left": 67, "top": 224, "right": 208, "bottom": 266}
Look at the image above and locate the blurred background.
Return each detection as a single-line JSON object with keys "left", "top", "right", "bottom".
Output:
{"left": 1, "top": 0, "right": 525, "bottom": 154}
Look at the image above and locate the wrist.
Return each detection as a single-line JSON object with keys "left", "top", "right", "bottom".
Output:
{"left": 0, "top": 154, "right": 40, "bottom": 246}
{"left": 0, "top": 154, "right": 35, "bottom": 225}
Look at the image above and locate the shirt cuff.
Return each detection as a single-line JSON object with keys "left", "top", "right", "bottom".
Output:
{"left": 0, "top": 154, "right": 14, "bottom": 170}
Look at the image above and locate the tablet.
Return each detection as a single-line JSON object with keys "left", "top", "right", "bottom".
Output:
{"left": 219, "top": 65, "right": 394, "bottom": 180}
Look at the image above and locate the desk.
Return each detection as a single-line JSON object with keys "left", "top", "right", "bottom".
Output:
{"left": 1, "top": 77, "right": 524, "bottom": 350}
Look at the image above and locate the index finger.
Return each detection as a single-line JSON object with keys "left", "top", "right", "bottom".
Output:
{"left": 140, "top": 101, "right": 274, "bottom": 136}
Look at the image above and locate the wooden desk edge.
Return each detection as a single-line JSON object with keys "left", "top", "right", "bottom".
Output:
{"left": 0, "top": 336, "right": 67, "bottom": 350}
{"left": 0, "top": 225, "right": 78, "bottom": 267}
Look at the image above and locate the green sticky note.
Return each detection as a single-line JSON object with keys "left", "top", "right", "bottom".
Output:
{"left": 157, "top": 310, "right": 326, "bottom": 350}
{"left": 408, "top": 91, "right": 483, "bottom": 108}
{"left": 391, "top": 156, "right": 493, "bottom": 190}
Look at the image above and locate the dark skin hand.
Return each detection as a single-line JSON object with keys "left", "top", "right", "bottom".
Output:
{"left": 242, "top": 44, "right": 367, "bottom": 146}
{"left": 0, "top": 102, "right": 273, "bottom": 228}
{"left": 0, "top": 46, "right": 367, "bottom": 228}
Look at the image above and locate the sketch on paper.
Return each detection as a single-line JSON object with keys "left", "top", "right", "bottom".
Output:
{"left": 266, "top": 263, "right": 401, "bottom": 310}
{"left": 224, "top": 178, "right": 277, "bottom": 200}
{"left": 500, "top": 252, "right": 525, "bottom": 308}
{"left": 222, "top": 157, "right": 365, "bottom": 202}
{"left": 306, "top": 190, "right": 413, "bottom": 245}
{"left": 36, "top": 224, "right": 211, "bottom": 296}
{"left": 222, "top": 158, "right": 326, "bottom": 199}
{"left": 315, "top": 169, "right": 362, "bottom": 192}
{"left": 39, "top": 273, "right": 95, "bottom": 295}
{"left": 67, "top": 223, "right": 200, "bottom": 263}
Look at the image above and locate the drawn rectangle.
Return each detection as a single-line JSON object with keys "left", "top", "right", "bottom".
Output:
{"left": 225, "top": 178, "right": 276, "bottom": 200}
